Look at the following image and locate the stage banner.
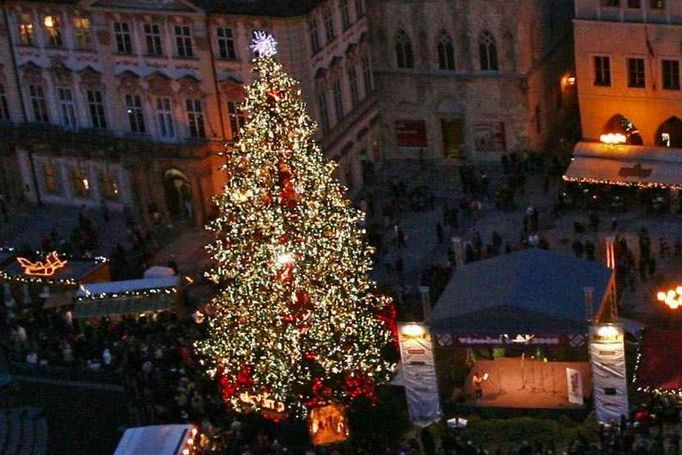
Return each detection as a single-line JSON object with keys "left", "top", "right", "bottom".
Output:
{"left": 397, "top": 323, "right": 442, "bottom": 426}
{"left": 590, "top": 324, "right": 629, "bottom": 424}
{"left": 434, "top": 332, "right": 586, "bottom": 348}
{"left": 566, "top": 368, "right": 584, "bottom": 405}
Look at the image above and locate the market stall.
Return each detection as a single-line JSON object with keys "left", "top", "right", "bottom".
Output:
{"left": 634, "top": 329, "right": 682, "bottom": 395}
{"left": 114, "top": 424, "right": 199, "bottom": 455}
{"left": 0, "top": 248, "right": 109, "bottom": 308}
{"left": 73, "top": 276, "right": 182, "bottom": 319}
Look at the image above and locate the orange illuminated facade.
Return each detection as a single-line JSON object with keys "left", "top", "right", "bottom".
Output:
{"left": 574, "top": 1, "right": 682, "bottom": 147}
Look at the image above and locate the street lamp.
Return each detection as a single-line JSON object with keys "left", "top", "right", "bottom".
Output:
{"left": 656, "top": 286, "right": 682, "bottom": 310}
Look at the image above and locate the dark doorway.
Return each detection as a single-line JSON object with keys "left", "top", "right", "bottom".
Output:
{"left": 603, "top": 114, "right": 642, "bottom": 145}
{"left": 655, "top": 117, "right": 682, "bottom": 147}
{"left": 442, "top": 118, "right": 464, "bottom": 159}
{"left": 163, "top": 169, "right": 193, "bottom": 221}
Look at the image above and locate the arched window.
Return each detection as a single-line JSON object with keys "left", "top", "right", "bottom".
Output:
{"left": 479, "top": 30, "right": 498, "bottom": 71}
{"left": 437, "top": 31, "right": 455, "bottom": 70}
{"left": 395, "top": 29, "right": 414, "bottom": 69}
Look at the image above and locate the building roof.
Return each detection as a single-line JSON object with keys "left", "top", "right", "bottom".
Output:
{"left": 0, "top": 254, "right": 107, "bottom": 285}
{"left": 200, "top": 0, "right": 322, "bottom": 16}
{"left": 430, "top": 249, "right": 613, "bottom": 335}
{"left": 635, "top": 330, "right": 682, "bottom": 393}
{"left": 564, "top": 141, "right": 682, "bottom": 188}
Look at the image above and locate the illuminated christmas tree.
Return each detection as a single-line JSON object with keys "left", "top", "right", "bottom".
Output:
{"left": 197, "top": 32, "right": 396, "bottom": 421}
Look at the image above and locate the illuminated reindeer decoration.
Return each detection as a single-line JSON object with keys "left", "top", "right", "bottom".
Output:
{"left": 16, "top": 252, "right": 68, "bottom": 277}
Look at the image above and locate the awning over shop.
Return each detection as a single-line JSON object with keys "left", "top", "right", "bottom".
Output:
{"left": 114, "top": 424, "right": 195, "bottom": 455}
{"left": 430, "top": 249, "right": 614, "bottom": 346}
{"left": 73, "top": 277, "right": 179, "bottom": 319}
{"left": 635, "top": 329, "right": 682, "bottom": 394}
{"left": 564, "top": 142, "right": 682, "bottom": 188}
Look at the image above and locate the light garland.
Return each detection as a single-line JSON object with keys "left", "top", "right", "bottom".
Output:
{"left": 0, "top": 249, "right": 108, "bottom": 286}
{"left": 196, "top": 32, "right": 396, "bottom": 420}
{"left": 75, "top": 286, "right": 178, "bottom": 302}
{"left": 562, "top": 175, "right": 682, "bottom": 189}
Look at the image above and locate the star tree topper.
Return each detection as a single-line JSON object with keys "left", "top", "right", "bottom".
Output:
{"left": 250, "top": 31, "right": 278, "bottom": 58}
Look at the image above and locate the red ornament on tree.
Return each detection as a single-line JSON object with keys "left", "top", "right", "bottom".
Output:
{"left": 344, "top": 371, "right": 377, "bottom": 403}
{"left": 267, "top": 89, "right": 283, "bottom": 101}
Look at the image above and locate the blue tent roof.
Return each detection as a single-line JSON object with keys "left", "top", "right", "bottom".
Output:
{"left": 430, "top": 249, "right": 613, "bottom": 335}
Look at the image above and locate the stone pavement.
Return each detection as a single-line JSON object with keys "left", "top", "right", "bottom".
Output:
{"left": 371, "top": 162, "right": 682, "bottom": 325}
{"left": 0, "top": 204, "right": 130, "bottom": 255}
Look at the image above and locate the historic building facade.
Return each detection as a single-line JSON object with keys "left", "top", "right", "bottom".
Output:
{"left": 0, "top": 0, "right": 574, "bottom": 223}
{"left": 369, "top": 0, "right": 574, "bottom": 163}
{"left": 0, "top": 0, "right": 375, "bottom": 226}
{"left": 574, "top": 0, "right": 682, "bottom": 146}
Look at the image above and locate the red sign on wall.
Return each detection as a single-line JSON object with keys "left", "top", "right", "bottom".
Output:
{"left": 395, "top": 120, "right": 428, "bottom": 148}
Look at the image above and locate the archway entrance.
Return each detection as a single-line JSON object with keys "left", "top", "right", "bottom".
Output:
{"left": 437, "top": 98, "right": 465, "bottom": 159}
{"left": 655, "top": 117, "right": 682, "bottom": 147}
{"left": 603, "top": 114, "right": 642, "bottom": 145}
{"left": 163, "top": 169, "right": 193, "bottom": 221}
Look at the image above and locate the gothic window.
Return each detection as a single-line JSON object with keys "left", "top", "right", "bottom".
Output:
{"left": 395, "top": 30, "right": 414, "bottom": 69}
{"left": 479, "top": 30, "right": 498, "bottom": 71}
{"left": 437, "top": 31, "right": 455, "bottom": 70}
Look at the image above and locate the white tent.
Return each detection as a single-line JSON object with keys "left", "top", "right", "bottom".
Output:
{"left": 144, "top": 266, "right": 177, "bottom": 278}
{"left": 114, "top": 425, "right": 196, "bottom": 455}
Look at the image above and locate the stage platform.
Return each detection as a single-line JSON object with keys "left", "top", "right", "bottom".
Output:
{"left": 462, "top": 358, "right": 591, "bottom": 409}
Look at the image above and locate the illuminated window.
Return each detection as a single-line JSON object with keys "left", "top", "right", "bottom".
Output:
{"left": 156, "top": 97, "right": 175, "bottom": 138}
{"left": 144, "top": 23, "right": 163, "bottom": 56}
{"left": 186, "top": 99, "right": 205, "bottom": 138}
{"left": 217, "top": 27, "right": 236, "bottom": 59}
{"left": 317, "top": 91, "right": 330, "bottom": 133}
{"left": 114, "top": 22, "right": 132, "bottom": 54}
{"left": 339, "top": 0, "right": 351, "bottom": 30}
{"left": 227, "top": 101, "right": 245, "bottom": 140}
{"left": 0, "top": 84, "right": 10, "bottom": 121}
{"left": 333, "top": 78, "right": 344, "bottom": 121}
{"left": 71, "top": 167, "right": 91, "bottom": 198}
{"left": 57, "top": 87, "right": 77, "bottom": 129}
{"left": 348, "top": 66, "right": 359, "bottom": 107}
{"left": 18, "top": 13, "right": 34, "bottom": 46}
{"left": 42, "top": 163, "right": 60, "bottom": 194}
{"left": 100, "top": 171, "right": 119, "bottom": 200}
{"left": 323, "top": 7, "right": 335, "bottom": 43}
{"left": 437, "top": 31, "right": 455, "bottom": 70}
{"left": 44, "top": 15, "right": 62, "bottom": 47}
{"left": 29, "top": 85, "right": 49, "bottom": 123}
{"left": 125, "top": 94, "right": 145, "bottom": 133}
{"left": 479, "top": 30, "right": 498, "bottom": 71}
{"left": 308, "top": 18, "right": 321, "bottom": 54}
{"left": 627, "top": 58, "right": 645, "bottom": 88}
{"left": 594, "top": 56, "right": 611, "bottom": 86}
{"left": 87, "top": 90, "right": 107, "bottom": 129}
{"left": 395, "top": 30, "right": 413, "bottom": 69}
{"left": 175, "top": 25, "right": 193, "bottom": 58}
{"left": 74, "top": 17, "right": 91, "bottom": 49}
{"left": 650, "top": 0, "right": 664, "bottom": 9}
{"left": 662, "top": 59, "right": 680, "bottom": 90}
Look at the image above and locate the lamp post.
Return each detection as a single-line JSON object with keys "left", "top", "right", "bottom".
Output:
{"left": 657, "top": 286, "right": 682, "bottom": 310}
{"left": 657, "top": 286, "right": 682, "bottom": 331}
